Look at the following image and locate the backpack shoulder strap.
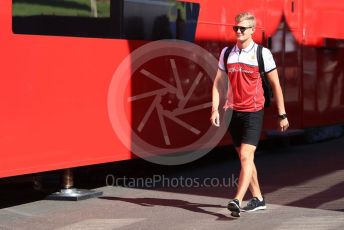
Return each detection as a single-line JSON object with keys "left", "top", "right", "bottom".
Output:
{"left": 256, "top": 44, "right": 265, "bottom": 75}
{"left": 256, "top": 44, "right": 273, "bottom": 107}
{"left": 223, "top": 46, "right": 232, "bottom": 74}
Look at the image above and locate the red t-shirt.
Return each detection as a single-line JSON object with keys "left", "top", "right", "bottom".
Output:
{"left": 218, "top": 42, "right": 276, "bottom": 112}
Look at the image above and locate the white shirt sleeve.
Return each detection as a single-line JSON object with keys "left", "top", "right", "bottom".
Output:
{"left": 262, "top": 47, "right": 276, "bottom": 73}
{"left": 218, "top": 47, "right": 228, "bottom": 71}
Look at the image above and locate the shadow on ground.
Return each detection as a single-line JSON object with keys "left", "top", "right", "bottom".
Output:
{"left": 0, "top": 136, "right": 343, "bottom": 211}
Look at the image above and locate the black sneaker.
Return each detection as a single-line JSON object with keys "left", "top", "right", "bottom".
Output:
{"left": 242, "top": 197, "right": 266, "bottom": 212}
{"left": 227, "top": 199, "right": 241, "bottom": 217}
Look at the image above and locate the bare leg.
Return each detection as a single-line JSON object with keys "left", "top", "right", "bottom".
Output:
{"left": 248, "top": 163, "right": 263, "bottom": 199}
{"left": 235, "top": 146, "right": 263, "bottom": 200}
{"left": 233, "top": 143, "right": 256, "bottom": 203}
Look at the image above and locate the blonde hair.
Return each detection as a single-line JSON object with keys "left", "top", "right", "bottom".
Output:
{"left": 235, "top": 12, "right": 256, "bottom": 28}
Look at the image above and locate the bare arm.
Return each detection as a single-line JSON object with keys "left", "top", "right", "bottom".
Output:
{"left": 211, "top": 68, "right": 228, "bottom": 127}
{"left": 266, "top": 69, "right": 289, "bottom": 131}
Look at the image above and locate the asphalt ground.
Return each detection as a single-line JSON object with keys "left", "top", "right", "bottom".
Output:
{"left": 0, "top": 136, "right": 343, "bottom": 229}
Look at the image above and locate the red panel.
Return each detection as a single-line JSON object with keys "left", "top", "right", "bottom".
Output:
{"left": 303, "top": 0, "right": 344, "bottom": 44}
{"left": 195, "top": 0, "right": 283, "bottom": 43}
{"left": 260, "top": 0, "right": 284, "bottom": 38}
{"left": 283, "top": 0, "right": 303, "bottom": 45}
{"left": 0, "top": 2, "right": 133, "bottom": 178}
{"left": 2, "top": 0, "right": 344, "bottom": 178}
{"left": 0, "top": 1, "right": 224, "bottom": 177}
{"left": 284, "top": 0, "right": 344, "bottom": 46}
